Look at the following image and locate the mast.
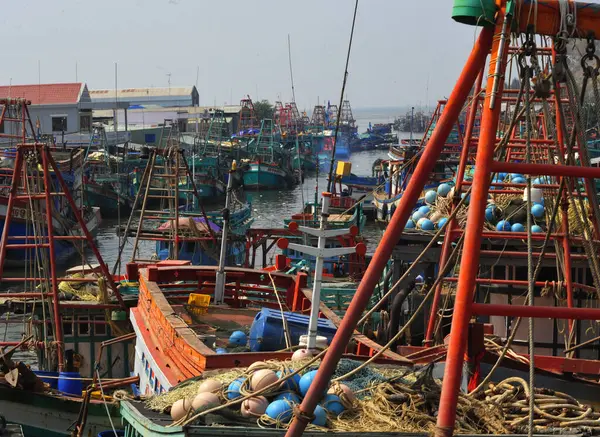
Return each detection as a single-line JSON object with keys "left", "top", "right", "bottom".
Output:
{"left": 214, "top": 161, "right": 236, "bottom": 304}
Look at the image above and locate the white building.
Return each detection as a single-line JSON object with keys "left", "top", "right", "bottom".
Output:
{"left": 89, "top": 86, "right": 199, "bottom": 108}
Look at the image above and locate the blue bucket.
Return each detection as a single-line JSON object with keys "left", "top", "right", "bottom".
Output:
{"left": 98, "top": 431, "right": 125, "bottom": 437}
{"left": 34, "top": 370, "right": 59, "bottom": 389}
{"left": 58, "top": 371, "right": 83, "bottom": 396}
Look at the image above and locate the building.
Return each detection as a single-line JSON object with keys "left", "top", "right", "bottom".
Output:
{"left": 89, "top": 86, "right": 199, "bottom": 108}
{"left": 0, "top": 82, "right": 94, "bottom": 135}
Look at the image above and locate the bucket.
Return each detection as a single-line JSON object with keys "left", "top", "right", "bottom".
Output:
{"left": 523, "top": 187, "right": 543, "bottom": 204}
{"left": 34, "top": 370, "right": 59, "bottom": 389}
{"left": 452, "top": 0, "right": 497, "bottom": 26}
{"left": 58, "top": 371, "right": 83, "bottom": 396}
{"left": 98, "top": 431, "right": 125, "bottom": 437}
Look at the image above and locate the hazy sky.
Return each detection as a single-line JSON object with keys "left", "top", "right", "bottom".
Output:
{"left": 2, "top": 1, "right": 491, "bottom": 110}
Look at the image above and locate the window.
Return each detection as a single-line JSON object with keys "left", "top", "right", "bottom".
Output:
{"left": 94, "top": 316, "right": 106, "bottom": 335}
{"left": 51, "top": 116, "right": 67, "bottom": 132}
{"left": 63, "top": 317, "right": 73, "bottom": 336}
{"left": 80, "top": 115, "right": 91, "bottom": 132}
{"left": 78, "top": 316, "right": 89, "bottom": 335}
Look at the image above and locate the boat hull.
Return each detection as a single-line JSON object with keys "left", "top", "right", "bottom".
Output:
{"left": 243, "top": 163, "right": 290, "bottom": 189}
{"left": 0, "top": 206, "right": 102, "bottom": 267}
{"left": 0, "top": 385, "right": 120, "bottom": 437}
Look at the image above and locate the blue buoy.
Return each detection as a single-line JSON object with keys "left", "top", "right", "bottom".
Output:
{"left": 536, "top": 198, "right": 545, "bottom": 206}
{"left": 485, "top": 205, "right": 498, "bottom": 221}
{"left": 312, "top": 405, "right": 327, "bottom": 427}
{"left": 265, "top": 399, "right": 293, "bottom": 422}
{"left": 437, "top": 217, "right": 448, "bottom": 229}
{"left": 229, "top": 330, "right": 247, "bottom": 346}
{"left": 496, "top": 220, "right": 511, "bottom": 231}
{"left": 437, "top": 183, "right": 452, "bottom": 197}
{"left": 510, "top": 173, "right": 523, "bottom": 180}
{"left": 412, "top": 211, "right": 425, "bottom": 222}
{"left": 322, "top": 394, "right": 345, "bottom": 416}
{"left": 512, "top": 177, "right": 526, "bottom": 184}
{"left": 511, "top": 223, "right": 525, "bottom": 232}
{"left": 227, "top": 378, "right": 246, "bottom": 400}
{"left": 299, "top": 370, "right": 320, "bottom": 396}
{"left": 533, "top": 177, "right": 541, "bottom": 185}
{"left": 531, "top": 203, "right": 545, "bottom": 218}
{"left": 405, "top": 219, "right": 416, "bottom": 229}
{"left": 216, "top": 347, "right": 228, "bottom": 354}
{"left": 275, "top": 392, "right": 301, "bottom": 404}
{"left": 499, "top": 172, "right": 508, "bottom": 180}
{"left": 425, "top": 190, "right": 437, "bottom": 204}
{"left": 461, "top": 193, "right": 470, "bottom": 204}
{"left": 418, "top": 205, "right": 431, "bottom": 215}
{"left": 531, "top": 225, "right": 544, "bottom": 233}
{"left": 277, "top": 370, "right": 301, "bottom": 392}
{"left": 420, "top": 219, "right": 434, "bottom": 231}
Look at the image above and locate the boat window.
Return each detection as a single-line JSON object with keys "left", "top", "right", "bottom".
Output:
{"left": 94, "top": 316, "right": 107, "bottom": 336}
{"left": 78, "top": 316, "right": 90, "bottom": 335}
{"left": 63, "top": 317, "right": 73, "bottom": 336}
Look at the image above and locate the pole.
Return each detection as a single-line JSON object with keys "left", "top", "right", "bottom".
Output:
{"left": 306, "top": 193, "right": 330, "bottom": 350}
{"left": 435, "top": 10, "right": 510, "bottom": 437}
{"left": 285, "top": 25, "right": 494, "bottom": 437}
{"left": 424, "top": 70, "right": 484, "bottom": 345}
{"left": 409, "top": 106, "right": 414, "bottom": 145}
{"left": 215, "top": 162, "right": 235, "bottom": 304}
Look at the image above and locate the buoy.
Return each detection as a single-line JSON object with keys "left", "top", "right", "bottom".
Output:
{"left": 531, "top": 203, "right": 545, "bottom": 218}
{"left": 299, "top": 369, "right": 328, "bottom": 396}
{"left": 312, "top": 405, "right": 327, "bottom": 427}
{"left": 499, "top": 172, "right": 508, "bottom": 180}
{"left": 531, "top": 225, "right": 544, "bottom": 233}
{"left": 229, "top": 330, "right": 247, "bottom": 346}
{"left": 250, "top": 369, "right": 278, "bottom": 391}
{"left": 418, "top": 205, "right": 431, "bottom": 215}
{"left": 485, "top": 205, "right": 498, "bottom": 222}
{"left": 437, "top": 183, "right": 451, "bottom": 197}
{"left": 460, "top": 193, "right": 470, "bottom": 204}
{"left": 322, "top": 394, "right": 345, "bottom": 416}
{"left": 197, "top": 379, "right": 222, "bottom": 394}
{"left": 425, "top": 190, "right": 437, "bottom": 204}
{"left": 265, "top": 399, "right": 293, "bottom": 422}
{"left": 437, "top": 217, "right": 448, "bottom": 229}
{"left": 412, "top": 211, "right": 425, "bottom": 222}
{"left": 192, "top": 392, "right": 220, "bottom": 412}
{"left": 170, "top": 398, "right": 192, "bottom": 421}
{"left": 328, "top": 383, "right": 356, "bottom": 404}
{"left": 277, "top": 370, "right": 301, "bottom": 392}
{"left": 215, "top": 348, "right": 227, "bottom": 354}
{"left": 496, "top": 220, "right": 511, "bottom": 231}
{"left": 510, "top": 173, "right": 523, "bottom": 180}
{"left": 420, "top": 219, "right": 434, "bottom": 231}
{"left": 429, "top": 211, "right": 443, "bottom": 223}
{"left": 512, "top": 176, "right": 526, "bottom": 184}
{"left": 241, "top": 396, "right": 269, "bottom": 418}
{"left": 247, "top": 361, "right": 269, "bottom": 372}
{"left": 275, "top": 392, "right": 301, "bottom": 404}
{"left": 405, "top": 219, "right": 416, "bottom": 229}
{"left": 227, "top": 378, "right": 246, "bottom": 400}
{"left": 511, "top": 223, "right": 525, "bottom": 232}
{"left": 291, "top": 349, "right": 313, "bottom": 361}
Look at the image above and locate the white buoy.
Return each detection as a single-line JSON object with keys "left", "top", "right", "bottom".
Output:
{"left": 170, "top": 398, "right": 192, "bottom": 421}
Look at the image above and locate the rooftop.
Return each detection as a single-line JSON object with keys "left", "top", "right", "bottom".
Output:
{"left": 0, "top": 83, "right": 88, "bottom": 105}
{"left": 90, "top": 86, "right": 197, "bottom": 100}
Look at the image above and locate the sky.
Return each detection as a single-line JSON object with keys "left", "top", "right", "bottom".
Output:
{"left": 1, "top": 1, "right": 492, "bottom": 111}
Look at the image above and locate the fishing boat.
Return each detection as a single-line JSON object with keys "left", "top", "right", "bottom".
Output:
{"left": 243, "top": 119, "right": 296, "bottom": 189}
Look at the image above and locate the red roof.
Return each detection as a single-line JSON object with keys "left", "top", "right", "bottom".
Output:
{"left": 0, "top": 83, "right": 84, "bottom": 105}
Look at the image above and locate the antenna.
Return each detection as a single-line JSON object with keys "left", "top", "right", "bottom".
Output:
{"left": 76, "top": 61, "right": 78, "bottom": 82}
{"left": 287, "top": 34, "right": 296, "bottom": 103}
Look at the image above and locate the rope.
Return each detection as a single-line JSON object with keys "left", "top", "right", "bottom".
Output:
{"left": 96, "top": 369, "right": 119, "bottom": 437}
{"left": 267, "top": 272, "right": 292, "bottom": 351}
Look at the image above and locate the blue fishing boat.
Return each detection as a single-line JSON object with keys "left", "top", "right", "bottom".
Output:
{"left": 0, "top": 148, "right": 102, "bottom": 267}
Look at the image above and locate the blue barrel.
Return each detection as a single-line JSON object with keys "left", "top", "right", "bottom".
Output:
{"left": 34, "top": 370, "right": 59, "bottom": 389}
{"left": 98, "top": 431, "right": 125, "bottom": 437}
{"left": 249, "top": 308, "right": 337, "bottom": 352}
{"left": 58, "top": 371, "right": 83, "bottom": 396}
